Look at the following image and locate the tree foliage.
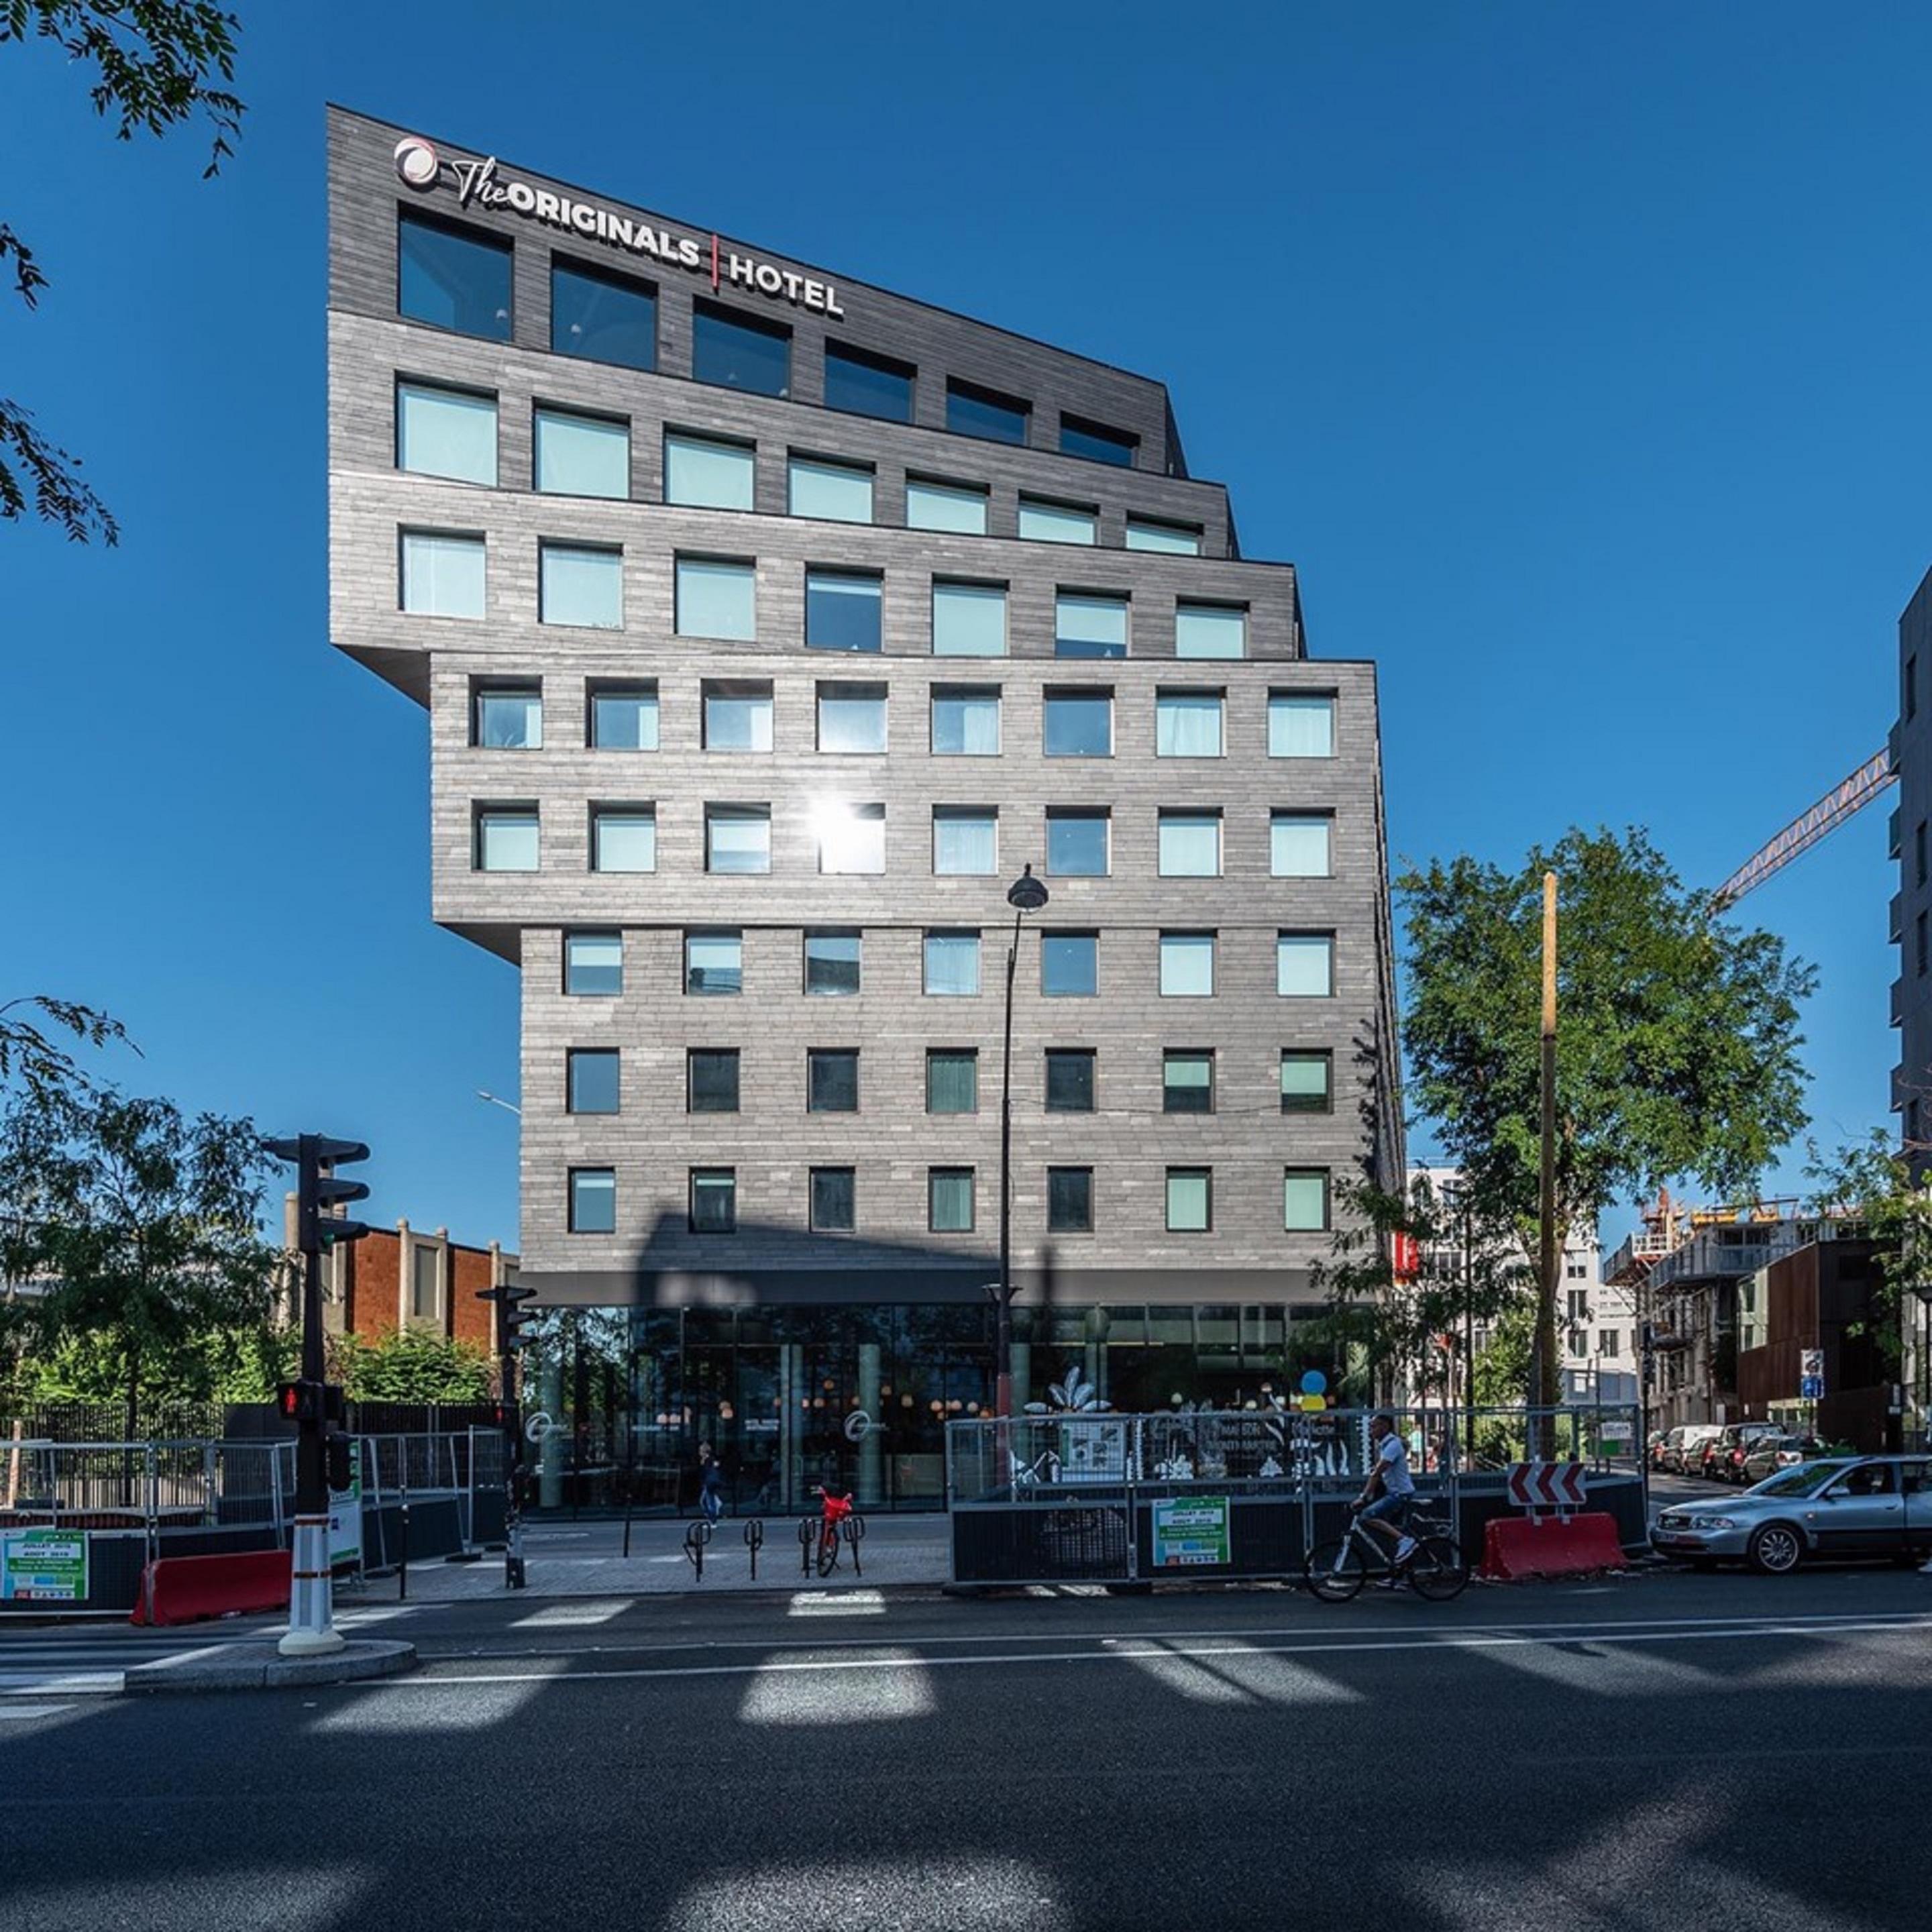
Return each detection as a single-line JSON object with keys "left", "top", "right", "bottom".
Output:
{"left": 1, "top": 1, "right": 246, "bottom": 541}
{"left": 0, "top": 994, "right": 131, "bottom": 1105}
{"left": 334, "top": 1327, "right": 494, "bottom": 1405}
{"left": 1804, "top": 1130, "right": 1931, "bottom": 1377}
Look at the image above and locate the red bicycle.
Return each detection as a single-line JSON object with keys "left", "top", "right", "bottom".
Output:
{"left": 813, "top": 1484, "right": 859, "bottom": 1577}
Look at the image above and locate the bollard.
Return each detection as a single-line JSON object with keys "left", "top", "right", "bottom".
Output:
{"left": 684, "top": 1518, "right": 712, "bottom": 1581}
{"left": 798, "top": 1514, "right": 816, "bottom": 1577}
{"left": 398, "top": 1499, "right": 410, "bottom": 1602}
{"left": 623, "top": 1487, "right": 635, "bottom": 1560}
{"left": 745, "top": 1516, "right": 764, "bottom": 1582}
{"left": 844, "top": 1511, "right": 865, "bottom": 1578}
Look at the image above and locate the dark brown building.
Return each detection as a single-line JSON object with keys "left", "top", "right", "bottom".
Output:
{"left": 1736, "top": 1237, "right": 1896, "bottom": 1450}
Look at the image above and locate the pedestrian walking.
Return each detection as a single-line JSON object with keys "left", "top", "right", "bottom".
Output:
{"left": 697, "top": 1440, "right": 724, "bottom": 1523}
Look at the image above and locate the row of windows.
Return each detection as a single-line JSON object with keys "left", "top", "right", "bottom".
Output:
{"left": 556, "top": 928, "right": 1338, "bottom": 1000}
{"left": 470, "top": 682, "right": 1334, "bottom": 759}
{"left": 565, "top": 1163, "right": 1332, "bottom": 1237}
{"left": 402, "top": 531, "right": 1253, "bottom": 659}
{"left": 398, "top": 384, "right": 1201, "bottom": 553}
{"left": 564, "top": 1044, "right": 1334, "bottom": 1117}
{"left": 475, "top": 800, "right": 1339, "bottom": 883}
{"left": 400, "top": 212, "right": 1146, "bottom": 463}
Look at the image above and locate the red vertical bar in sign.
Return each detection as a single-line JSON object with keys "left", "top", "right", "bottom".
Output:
{"left": 711, "top": 233, "right": 720, "bottom": 290}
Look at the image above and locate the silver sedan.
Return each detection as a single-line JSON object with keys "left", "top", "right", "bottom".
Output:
{"left": 1652, "top": 1456, "right": 1932, "bottom": 1574}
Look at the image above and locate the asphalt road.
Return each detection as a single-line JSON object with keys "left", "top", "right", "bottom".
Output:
{"left": 4, "top": 1566, "right": 1931, "bottom": 1932}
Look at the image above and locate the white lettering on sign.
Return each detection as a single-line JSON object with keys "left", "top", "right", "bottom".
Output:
{"left": 394, "top": 138, "right": 844, "bottom": 317}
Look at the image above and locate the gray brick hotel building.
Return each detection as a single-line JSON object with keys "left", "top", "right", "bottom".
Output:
{"left": 327, "top": 107, "right": 1402, "bottom": 1507}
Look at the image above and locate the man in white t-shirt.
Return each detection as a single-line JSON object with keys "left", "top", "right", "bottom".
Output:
{"left": 1356, "top": 1412, "right": 1419, "bottom": 1569}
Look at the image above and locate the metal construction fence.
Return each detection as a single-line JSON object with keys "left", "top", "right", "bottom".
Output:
{"left": 946, "top": 1404, "right": 1648, "bottom": 1587}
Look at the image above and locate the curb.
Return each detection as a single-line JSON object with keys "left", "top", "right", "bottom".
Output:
{"left": 121, "top": 1640, "right": 419, "bottom": 1695}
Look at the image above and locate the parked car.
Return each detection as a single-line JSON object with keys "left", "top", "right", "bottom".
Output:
{"left": 1713, "top": 1421, "right": 1788, "bottom": 1484}
{"left": 1740, "top": 1434, "right": 1817, "bottom": 1485}
{"left": 1663, "top": 1424, "right": 1723, "bottom": 1475}
{"left": 1652, "top": 1455, "right": 1932, "bottom": 1573}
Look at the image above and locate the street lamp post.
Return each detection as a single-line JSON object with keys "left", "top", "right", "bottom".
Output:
{"left": 997, "top": 864, "right": 1049, "bottom": 1418}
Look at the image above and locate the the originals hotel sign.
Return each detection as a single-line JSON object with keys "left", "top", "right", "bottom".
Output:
{"left": 393, "top": 135, "right": 846, "bottom": 317}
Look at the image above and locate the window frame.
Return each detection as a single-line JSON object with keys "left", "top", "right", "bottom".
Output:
{"left": 928, "top": 1167, "right": 977, "bottom": 1234}
{"left": 806, "top": 1047, "right": 860, "bottom": 1115}
{"left": 1044, "top": 1049, "right": 1096, "bottom": 1114}
{"left": 1047, "top": 1166, "right": 1095, "bottom": 1234}
{"left": 686, "top": 1049, "right": 742, "bottom": 1115}
{"left": 691, "top": 300, "right": 791, "bottom": 399}
{"left": 1165, "top": 1167, "right": 1213, "bottom": 1234}
{"left": 1163, "top": 1049, "right": 1216, "bottom": 1115}
{"left": 688, "top": 1167, "right": 739, "bottom": 1234}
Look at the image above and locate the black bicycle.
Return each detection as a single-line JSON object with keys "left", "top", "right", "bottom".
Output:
{"left": 1305, "top": 1507, "right": 1470, "bottom": 1603}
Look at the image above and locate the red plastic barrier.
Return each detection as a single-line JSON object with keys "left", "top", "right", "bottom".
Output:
{"left": 129, "top": 1549, "right": 292, "bottom": 1626}
{"left": 1481, "top": 1511, "right": 1627, "bottom": 1581}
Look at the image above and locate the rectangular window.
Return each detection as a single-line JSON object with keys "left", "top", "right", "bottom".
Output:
{"left": 906, "top": 477, "right": 989, "bottom": 535}
{"left": 817, "top": 682, "right": 888, "bottom": 754}
{"left": 1161, "top": 932, "right": 1216, "bottom": 998}
{"left": 947, "top": 380, "right": 1028, "bottom": 445}
{"left": 692, "top": 303, "right": 790, "bottom": 398}
{"left": 804, "top": 930, "right": 861, "bottom": 996}
{"left": 808, "top": 1048, "right": 859, "bottom": 1114}
{"left": 1159, "top": 811, "right": 1221, "bottom": 878}
{"left": 1600, "top": 1330, "right": 1619, "bottom": 1358}
{"left": 810, "top": 1167, "right": 857, "bottom": 1232}
{"left": 928, "top": 1167, "right": 975, "bottom": 1232}
{"left": 1164, "top": 1050, "right": 1214, "bottom": 1114}
{"left": 1061, "top": 415, "right": 1136, "bottom": 466}
{"left": 1046, "top": 809, "right": 1110, "bottom": 877}
{"left": 1175, "top": 603, "right": 1247, "bottom": 661}
{"left": 398, "top": 211, "right": 511, "bottom": 340}
{"left": 1157, "top": 691, "right": 1224, "bottom": 757}
{"left": 663, "top": 432, "right": 754, "bottom": 510}
{"left": 702, "top": 682, "right": 774, "bottom": 753}
{"left": 676, "top": 557, "right": 756, "bottom": 641}
{"left": 1166, "top": 1168, "right": 1212, "bottom": 1233}
{"left": 806, "top": 570, "right": 883, "bottom": 652}
{"left": 569, "top": 1168, "right": 616, "bottom": 1235}
{"left": 552, "top": 258, "right": 656, "bottom": 371}
{"left": 1018, "top": 498, "right": 1096, "bottom": 545}
{"left": 475, "top": 805, "right": 538, "bottom": 873}
{"left": 1269, "top": 692, "right": 1335, "bottom": 758}
{"left": 400, "top": 530, "right": 484, "bottom": 618}
{"left": 1055, "top": 592, "right": 1128, "bottom": 660}
{"left": 564, "top": 932, "right": 622, "bottom": 997}
{"left": 1126, "top": 519, "right": 1202, "bottom": 555}
{"left": 1048, "top": 1167, "right": 1095, "bottom": 1234}
{"left": 818, "top": 802, "right": 885, "bottom": 875}
{"left": 688, "top": 1049, "right": 742, "bottom": 1114}
{"left": 410, "top": 1243, "right": 440, "bottom": 1322}
{"left": 924, "top": 931, "right": 981, "bottom": 997}
{"left": 568, "top": 1049, "right": 621, "bottom": 1115}
{"left": 932, "top": 581, "right": 1007, "bottom": 657}
{"left": 926, "top": 1049, "right": 978, "bottom": 1115}
{"left": 824, "top": 341, "right": 914, "bottom": 422}
{"left": 1271, "top": 813, "right": 1332, "bottom": 878}
{"left": 706, "top": 804, "right": 770, "bottom": 875}
{"left": 686, "top": 931, "right": 743, "bottom": 996}
{"left": 1041, "top": 932, "right": 1098, "bottom": 998}
{"left": 1043, "top": 691, "right": 1112, "bottom": 757}
{"left": 690, "top": 1168, "right": 738, "bottom": 1234}
{"left": 788, "top": 455, "right": 873, "bottom": 523}
{"left": 590, "top": 805, "right": 655, "bottom": 873}
{"left": 589, "top": 683, "right": 658, "bottom": 751}
{"left": 474, "top": 686, "right": 541, "bottom": 749}
{"left": 396, "top": 381, "right": 496, "bottom": 485}
{"left": 535, "top": 407, "right": 629, "bottom": 499}
{"left": 931, "top": 686, "right": 1002, "bottom": 755}
{"left": 540, "top": 543, "right": 623, "bottom": 629}
{"left": 934, "top": 807, "right": 998, "bottom": 877}
{"left": 1277, "top": 932, "right": 1334, "bottom": 998}
{"left": 1284, "top": 1169, "right": 1330, "bottom": 1233}
{"left": 1280, "top": 1050, "right": 1333, "bottom": 1114}
{"left": 1044, "top": 1049, "right": 1095, "bottom": 1114}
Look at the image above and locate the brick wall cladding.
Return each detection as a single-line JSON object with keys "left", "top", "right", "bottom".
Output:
{"left": 449, "top": 1243, "right": 499, "bottom": 1352}
{"left": 327, "top": 105, "right": 1401, "bottom": 1305}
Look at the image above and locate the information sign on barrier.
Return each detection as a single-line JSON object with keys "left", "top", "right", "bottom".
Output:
{"left": 1150, "top": 1496, "right": 1230, "bottom": 1567}
{"left": 1506, "top": 1462, "right": 1588, "bottom": 1509}
{"left": 327, "top": 1440, "right": 362, "bottom": 1567}
{"left": 0, "top": 1529, "right": 89, "bottom": 1602}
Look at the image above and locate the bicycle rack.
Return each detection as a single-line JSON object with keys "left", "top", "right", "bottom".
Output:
{"left": 684, "top": 1518, "right": 712, "bottom": 1581}
{"left": 843, "top": 1512, "right": 865, "bottom": 1578}
{"left": 744, "top": 1516, "right": 764, "bottom": 1581}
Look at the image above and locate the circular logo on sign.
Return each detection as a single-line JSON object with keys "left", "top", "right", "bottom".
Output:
{"left": 394, "top": 136, "right": 439, "bottom": 189}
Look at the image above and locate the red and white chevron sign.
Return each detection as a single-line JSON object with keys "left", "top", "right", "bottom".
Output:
{"left": 1507, "top": 1461, "right": 1588, "bottom": 1508}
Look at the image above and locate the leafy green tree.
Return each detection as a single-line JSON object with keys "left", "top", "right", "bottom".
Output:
{"left": 2, "top": 2, "right": 246, "bottom": 541}
{"left": 337, "top": 1328, "right": 493, "bottom": 1405}
{"left": 1401, "top": 826, "right": 1815, "bottom": 1405}
{"left": 0, "top": 995, "right": 129, "bottom": 1104}
{"left": 1804, "top": 1131, "right": 1932, "bottom": 1383}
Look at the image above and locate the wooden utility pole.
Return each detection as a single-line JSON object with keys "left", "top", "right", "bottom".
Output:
{"left": 1536, "top": 872, "right": 1560, "bottom": 1422}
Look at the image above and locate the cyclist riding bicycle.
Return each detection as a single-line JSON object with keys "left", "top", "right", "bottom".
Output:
{"left": 1354, "top": 1412, "right": 1419, "bottom": 1576}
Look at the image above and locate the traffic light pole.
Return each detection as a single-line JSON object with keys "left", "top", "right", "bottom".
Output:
{"left": 282, "top": 1136, "right": 343, "bottom": 1657}
{"left": 478, "top": 1278, "right": 535, "bottom": 1589}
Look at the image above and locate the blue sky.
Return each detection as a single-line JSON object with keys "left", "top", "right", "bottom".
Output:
{"left": 0, "top": 3, "right": 1916, "bottom": 1247}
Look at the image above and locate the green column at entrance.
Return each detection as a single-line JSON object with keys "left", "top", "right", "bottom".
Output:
{"left": 858, "top": 1342, "right": 882, "bottom": 1505}
{"left": 539, "top": 1356, "right": 564, "bottom": 1509}
{"left": 779, "top": 1342, "right": 802, "bottom": 1513}
{"left": 1010, "top": 1342, "right": 1031, "bottom": 1415}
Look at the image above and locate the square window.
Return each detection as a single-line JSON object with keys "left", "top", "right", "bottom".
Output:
{"left": 808, "top": 1048, "right": 859, "bottom": 1113}
{"left": 706, "top": 805, "right": 770, "bottom": 875}
{"left": 1041, "top": 932, "right": 1098, "bottom": 998}
{"left": 475, "top": 805, "right": 538, "bottom": 872}
{"left": 568, "top": 1167, "right": 616, "bottom": 1234}
{"left": 690, "top": 1168, "right": 738, "bottom": 1233}
{"left": 1269, "top": 692, "right": 1335, "bottom": 758}
{"left": 818, "top": 802, "right": 885, "bottom": 875}
{"left": 676, "top": 557, "right": 757, "bottom": 641}
{"left": 824, "top": 341, "right": 914, "bottom": 421}
{"left": 664, "top": 433, "right": 754, "bottom": 510}
{"left": 1048, "top": 1167, "right": 1094, "bottom": 1233}
{"left": 926, "top": 1049, "right": 979, "bottom": 1115}
{"left": 474, "top": 686, "right": 541, "bottom": 749}
{"left": 688, "top": 1049, "right": 741, "bottom": 1114}
{"left": 934, "top": 808, "right": 998, "bottom": 877}
{"left": 928, "top": 1167, "right": 975, "bottom": 1232}
{"left": 789, "top": 456, "right": 873, "bottom": 523}
{"left": 807, "top": 570, "right": 883, "bottom": 652}
{"left": 1159, "top": 812, "right": 1221, "bottom": 878}
{"left": 817, "top": 682, "right": 888, "bottom": 754}
{"left": 947, "top": 380, "right": 1028, "bottom": 445}
{"left": 568, "top": 1049, "right": 621, "bottom": 1115}
{"left": 1044, "top": 1049, "right": 1095, "bottom": 1113}
{"left": 1055, "top": 592, "right": 1128, "bottom": 660}
{"left": 924, "top": 931, "right": 981, "bottom": 996}
{"left": 1046, "top": 810, "right": 1109, "bottom": 877}
{"left": 398, "top": 211, "right": 511, "bottom": 340}
{"left": 931, "top": 686, "right": 1002, "bottom": 755}
{"left": 1043, "top": 691, "right": 1112, "bottom": 757}
{"left": 804, "top": 930, "right": 861, "bottom": 996}
{"left": 933, "top": 581, "right": 1007, "bottom": 657}
{"left": 1175, "top": 603, "right": 1247, "bottom": 661}
{"left": 1161, "top": 932, "right": 1216, "bottom": 998}
{"left": 1018, "top": 498, "right": 1096, "bottom": 545}
{"left": 906, "top": 477, "right": 988, "bottom": 535}
{"left": 552, "top": 258, "right": 656, "bottom": 371}
{"left": 535, "top": 407, "right": 629, "bottom": 498}
{"left": 1280, "top": 1050, "right": 1333, "bottom": 1114}
{"left": 692, "top": 303, "right": 790, "bottom": 398}
{"left": 1166, "top": 1168, "right": 1212, "bottom": 1233}
{"left": 1164, "top": 1050, "right": 1214, "bottom": 1114}
{"left": 1126, "top": 519, "right": 1201, "bottom": 555}
{"left": 589, "top": 683, "right": 658, "bottom": 751}
{"left": 1157, "top": 692, "right": 1224, "bottom": 757}
{"left": 396, "top": 382, "right": 496, "bottom": 485}
{"left": 686, "top": 931, "right": 743, "bottom": 996}
{"left": 1271, "top": 813, "right": 1332, "bottom": 878}
{"left": 703, "top": 682, "right": 773, "bottom": 752}
{"left": 540, "top": 543, "right": 623, "bottom": 629}
{"left": 1277, "top": 933, "right": 1334, "bottom": 998}
{"left": 590, "top": 805, "right": 655, "bottom": 874}
{"left": 1061, "top": 415, "right": 1136, "bottom": 466}
{"left": 810, "top": 1167, "right": 857, "bottom": 1232}
{"left": 400, "top": 530, "right": 485, "bottom": 618}
{"left": 1284, "top": 1169, "right": 1330, "bottom": 1233}
{"left": 564, "top": 931, "right": 622, "bottom": 996}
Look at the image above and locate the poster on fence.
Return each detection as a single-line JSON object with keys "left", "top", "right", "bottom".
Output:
{"left": 1150, "top": 1497, "right": 1231, "bottom": 1568}
{"left": 0, "top": 1529, "right": 89, "bottom": 1603}
{"left": 327, "top": 1442, "right": 362, "bottom": 1568}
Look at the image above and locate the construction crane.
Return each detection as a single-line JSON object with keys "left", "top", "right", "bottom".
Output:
{"left": 1711, "top": 747, "right": 1897, "bottom": 910}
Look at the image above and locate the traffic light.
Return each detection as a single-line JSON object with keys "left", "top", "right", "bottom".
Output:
{"left": 276, "top": 1379, "right": 324, "bottom": 1426}
{"left": 477, "top": 1281, "right": 539, "bottom": 1356}
{"left": 323, "top": 1381, "right": 347, "bottom": 1428}
{"left": 325, "top": 1430, "right": 354, "bottom": 1493}
{"left": 265, "top": 1134, "right": 373, "bottom": 1253}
